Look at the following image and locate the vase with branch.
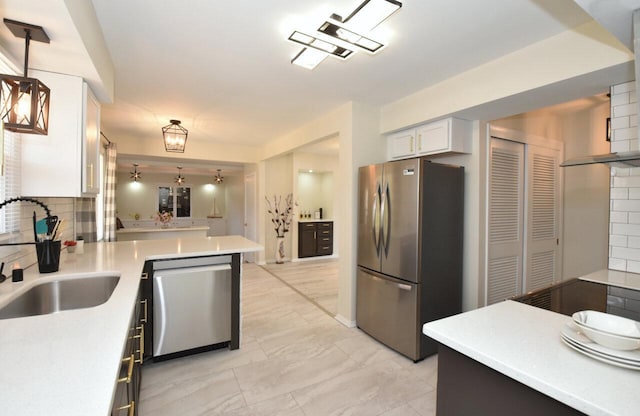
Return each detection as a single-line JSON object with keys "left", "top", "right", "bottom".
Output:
{"left": 265, "top": 194, "right": 296, "bottom": 263}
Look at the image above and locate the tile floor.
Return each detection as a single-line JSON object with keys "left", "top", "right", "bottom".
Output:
{"left": 139, "top": 263, "right": 438, "bottom": 416}
{"left": 263, "top": 258, "right": 339, "bottom": 315}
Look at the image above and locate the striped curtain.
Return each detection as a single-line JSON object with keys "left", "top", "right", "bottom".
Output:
{"left": 103, "top": 142, "right": 118, "bottom": 241}
{"left": 76, "top": 198, "right": 97, "bottom": 242}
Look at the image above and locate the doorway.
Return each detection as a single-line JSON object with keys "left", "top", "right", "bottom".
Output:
{"left": 486, "top": 131, "right": 563, "bottom": 305}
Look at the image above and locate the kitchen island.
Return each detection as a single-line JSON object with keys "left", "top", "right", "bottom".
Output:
{"left": 0, "top": 235, "right": 261, "bottom": 416}
{"left": 116, "top": 225, "right": 210, "bottom": 241}
{"left": 422, "top": 300, "right": 640, "bottom": 416}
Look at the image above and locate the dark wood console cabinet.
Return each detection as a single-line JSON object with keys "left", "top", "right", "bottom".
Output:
{"left": 298, "top": 221, "right": 333, "bottom": 258}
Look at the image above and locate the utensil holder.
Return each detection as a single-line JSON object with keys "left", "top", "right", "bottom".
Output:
{"left": 36, "top": 240, "right": 61, "bottom": 273}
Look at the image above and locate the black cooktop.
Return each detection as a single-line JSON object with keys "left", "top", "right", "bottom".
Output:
{"left": 511, "top": 278, "right": 608, "bottom": 316}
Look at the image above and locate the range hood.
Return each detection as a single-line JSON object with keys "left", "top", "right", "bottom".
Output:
{"left": 560, "top": 151, "right": 640, "bottom": 168}
{"left": 561, "top": 1, "right": 640, "bottom": 168}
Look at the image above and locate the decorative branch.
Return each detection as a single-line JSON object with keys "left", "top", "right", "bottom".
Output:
{"left": 265, "top": 193, "right": 297, "bottom": 238}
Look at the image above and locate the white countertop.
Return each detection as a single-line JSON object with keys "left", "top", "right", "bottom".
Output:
{"left": 578, "top": 268, "right": 640, "bottom": 291}
{"left": 297, "top": 219, "right": 333, "bottom": 223}
{"left": 423, "top": 300, "right": 640, "bottom": 416}
{"left": 0, "top": 235, "right": 262, "bottom": 416}
{"left": 116, "top": 226, "right": 210, "bottom": 234}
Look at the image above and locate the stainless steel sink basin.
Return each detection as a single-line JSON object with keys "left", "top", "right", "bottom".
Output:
{"left": 0, "top": 275, "right": 120, "bottom": 320}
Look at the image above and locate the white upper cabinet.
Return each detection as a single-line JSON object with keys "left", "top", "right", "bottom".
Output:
{"left": 21, "top": 70, "right": 101, "bottom": 197}
{"left": 388, "top": 117, "right": 472, "bottom": 160}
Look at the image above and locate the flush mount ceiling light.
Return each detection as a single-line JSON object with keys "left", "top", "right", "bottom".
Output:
{"left": 0, "top": 18, "right": 51, "bottom": 135}
{"left": 214, "top": 169, "right": 224, "bottom": 184}
{"left": 342, "top": 0, "right": 402, "bottom": 31}
{"left": 288, "top": 0, "right": 401, "bottom": 69}
{"left": 130, "top": 163, "right": 141, "bottom": 182}
{"left": 174, "top": 166, "right": 185, "bottom": 185}
{"left": 288, "top": 31, "right": 354, "bottom": 59}
{"left": 317, "top": 19, "right": 384, "bottom": 53}
{"left": 162, "top": 119, "right": 188, "bottom": 153}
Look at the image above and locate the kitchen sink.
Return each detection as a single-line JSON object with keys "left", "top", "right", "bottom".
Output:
{"left": 0, "top": 274, "right": 120, "bottom": 320}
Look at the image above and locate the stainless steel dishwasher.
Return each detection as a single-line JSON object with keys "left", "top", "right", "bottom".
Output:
{"left": 152, "top": 255, "right": 232, "bottom": 357}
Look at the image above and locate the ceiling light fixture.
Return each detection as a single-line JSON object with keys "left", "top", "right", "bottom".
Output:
{"left": 174, "top": 166, "right": 185, "bottom": 185}
{"left": 317, "top": 19, "right": 384, "bottom": 53}
{"left": 130, "top": 163, "right": 141, "bottom": 182}
{"left": 288, "top": 31, "right": 354, "bottom": 59}
{"left": 291, "top": 48, "right": 329, "bottom": 70}
{"left": 162, "top": 119, "right": 188, "bottom": 153}
{"left": 343, "top": 0, "right": 402, "bottom": 32}
{"left": 214, "top": 169, "right": 224, "bottom": 184}
{"left": 0, "top": 18, "right": 51, "bottom": 135}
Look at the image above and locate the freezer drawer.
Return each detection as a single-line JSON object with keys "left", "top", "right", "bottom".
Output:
{"left": 356, "top": 267, "right": 419, "bottom": 360}
{"left": 153, "top": 263, "right": 232, "bottom": 357}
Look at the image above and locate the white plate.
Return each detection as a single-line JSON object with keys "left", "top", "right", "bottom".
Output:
{"left": 573, "top": 310, "right": 640, "bottom": 339}
{"left": 561, "top": 335, "right": 640, "bottom": 370}
{"left": 561, "top": 323, "right": 640, "bottom": 363}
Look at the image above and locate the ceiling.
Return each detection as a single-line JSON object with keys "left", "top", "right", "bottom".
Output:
{"left": 0, "top": 0, "right": 601, "bottom": 174}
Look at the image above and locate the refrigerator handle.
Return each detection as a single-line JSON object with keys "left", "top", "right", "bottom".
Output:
{"left": 373, "top": 183, "right": 381, "bottom": 251}
{"left": 381, "top": 182, "right": 390, "bottom": 255}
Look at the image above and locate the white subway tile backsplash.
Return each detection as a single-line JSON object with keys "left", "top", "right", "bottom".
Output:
{"left": 611, "top": 116, "right": 630, "bottom": 130}
{"left": 631, "top": 90, "right": 638, "bottom": 104}
{"left": 611, "top": 140, "right": 630, "bottom": 153}
{"left": 629, "top": 236, "right": 640, "bottom": 248}
{"left": 629, "top": 188, "right": 640, "bottom": 199}
{"left": 610, "top": 188, "right": 629, "bottom": 199}
{"left": 610, "top": 235, "right": 627, "bottom": 247}
{"left": 613, "top": 175, "right": 640, "bottom": 188}
{"left": 613, "top": 82, "right": 634, "bottom": 94}
{"left": 612, "top": 222, "right": 640, "bottom": 236}
{"left": 627, "top": 260, "right": 640, "bottom": 274}
{"left": 609, "top": 257, "right": 627, "bottom": 271}
{"left": 629, "top": 212, "right": 640, "bottom": 224}
{"left": 614, "top": 103, "right": 637, "bottom": 118}
{"left": 612, "top": 199, "right": 640, "bottom": 212}
{"left": 610, "top": 211, "right": 629, "bottom": 223}
{"left": 611, "top": 92, "right": 630, "bottom": 107}
{"left": 631, "top": 114, "right": 638, "bottom": 128}
{"left": 613, "top": 127, "right": 638, "bottom": 141}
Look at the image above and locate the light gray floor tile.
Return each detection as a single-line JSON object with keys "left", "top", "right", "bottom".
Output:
{"left": 138, "top": 262, "right": 439, "bottom": 415}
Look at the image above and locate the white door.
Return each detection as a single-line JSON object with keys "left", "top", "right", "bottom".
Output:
{"left": 524, "top": 144, "right": 561, "bottom": 292}
{"left": 487, "top": 138, "right": 525, "bottom": 305}
{"left": 244, "top": 172, "right": 257, "bottom": 263}
{"left": 486, "top": 137, "right": 562, "bottom": 305}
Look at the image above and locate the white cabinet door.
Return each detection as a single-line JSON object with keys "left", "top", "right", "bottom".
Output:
{"left": 82, "top": 83, "right": 100, "bottom": 195}
{"left": 21, "top": 71, "right": 100, "bottom": 197}
{"left": 387, "top": 130, "right": 416, "bottom": 159}
{"left": 417, "top": 119, "right": 450, "bottom": 155}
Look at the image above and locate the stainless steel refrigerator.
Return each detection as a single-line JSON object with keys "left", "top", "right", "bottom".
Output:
{"left": 357, "top": 158, "right": 464, "bottom": 361}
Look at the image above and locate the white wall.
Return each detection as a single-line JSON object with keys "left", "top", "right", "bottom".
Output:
{"left": 115, "top": 171, "right": 243, "bottom": 227}
{"left": 264, "top": 154, "right": 294, "bottom": 262}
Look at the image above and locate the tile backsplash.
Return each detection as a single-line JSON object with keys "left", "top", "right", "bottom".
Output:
{"left": 0, "top": 197, "right": 75, "bottom": 272}
{"left": 609, "top": 81, "right": 640, "bottom": 272}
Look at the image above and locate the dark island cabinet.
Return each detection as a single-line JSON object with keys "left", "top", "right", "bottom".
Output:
{"left": 298, "top": 221, "right": 333, "bottom": 258}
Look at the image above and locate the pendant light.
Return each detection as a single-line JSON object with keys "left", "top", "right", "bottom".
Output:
{"left": 214, "top": 169, "right": 224, "bottom": 184}
{"left": 130, "top": 164, "right": 141, "bottom": 182}
{"left": 0, "top": 19, "right": 51, "bottom": 135}
{"left": 162, "top": 119, "right": 188, "bottom": 153}
{"left": 174, "top": 166, "right": 185, "bottom": 185}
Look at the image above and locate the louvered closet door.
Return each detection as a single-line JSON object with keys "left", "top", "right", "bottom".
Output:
{"left": 487, "top": 138, "right": 525, "bottom": 305}
{"left": 524, "top": 144, "right": 560, "bottom": 292}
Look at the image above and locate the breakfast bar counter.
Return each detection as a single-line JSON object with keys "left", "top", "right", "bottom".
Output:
{"left": 422, "top": 300, "right": 640, "bottom": 416}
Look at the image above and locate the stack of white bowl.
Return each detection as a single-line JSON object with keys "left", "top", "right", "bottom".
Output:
{"left": 560, "top": 310, "right": 640, "bottom": 370}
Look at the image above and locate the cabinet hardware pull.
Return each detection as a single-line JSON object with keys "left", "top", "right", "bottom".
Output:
{"left": 141, "top": 272, "right": 149, "bottom": 280}
{"left": 134, "top": 325, "right": 144, "bottom": 364}
{"left": 116, "top": 400, "right": 135, "bottom": 416}
{"left": 417, "top": 134, "right": 422, "bottom": 151}
{"left": 118, "top": 354, "right": 135, "bottom": 384}
{"left": 140, "top": 299, "right": 148, "bottom": 323}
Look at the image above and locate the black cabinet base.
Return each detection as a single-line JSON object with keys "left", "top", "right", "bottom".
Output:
{"left": 151, "top": 341, "right": 230, "bottom": 362}
{"left": 436, "top": 345, "right": 585, "bottom": 416}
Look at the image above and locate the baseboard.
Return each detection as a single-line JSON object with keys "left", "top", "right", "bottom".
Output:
{"left": 334, "top": 314, "right": 356, "bottom": 328}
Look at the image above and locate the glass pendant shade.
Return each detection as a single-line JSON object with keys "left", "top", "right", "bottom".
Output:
{"left": 162, "top": 119, "right": 188, "bottom": 153}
